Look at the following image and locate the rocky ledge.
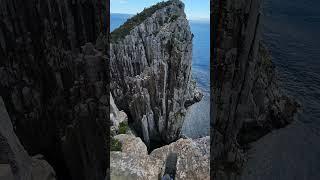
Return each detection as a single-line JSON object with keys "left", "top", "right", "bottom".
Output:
{"left": 110, "top": 0, "right": 202, "bottom": 147}
{"left": 110, "top": 134, "right": 209, "bottom": 180}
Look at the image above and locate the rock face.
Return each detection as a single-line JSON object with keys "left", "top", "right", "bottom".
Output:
{"left": 0, "top": 0, "right": 108, "bottom": 179}
{"left": 211, "top": 0, "right": 298, "bottom": 178}
{"left": 110, "top": 0, "right": 201, "bottom": 146}
{"left": 110, "top": 93, "right": 128, "bottom": 134}
{"left": 110, "top": 134, "right": 164, "bottom": 180}
{"left": 110, "top": 134, "right": 209, "bottom": 180}
{"left": 151, "top": 136, "right": 210, "bottom": 180}
{"left": 0, "top": 97, "right": 56, "bottom": 180}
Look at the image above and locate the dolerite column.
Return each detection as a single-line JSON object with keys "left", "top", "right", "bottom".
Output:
{"left": 0, "top": 0, "right": 108, "bottom": 179}
{"left": 109, "top": 0, "right": 199, "bottom": 146}
{"left": 212, "top": 0, "right": 262, "bottom": 178}
{"left": 62, "top": 43, "right": 108, "bottom": 180}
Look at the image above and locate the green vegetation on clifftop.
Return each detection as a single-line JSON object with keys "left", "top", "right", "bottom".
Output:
{"left": 111, "top": 0, "right": 181, "bottom": 42}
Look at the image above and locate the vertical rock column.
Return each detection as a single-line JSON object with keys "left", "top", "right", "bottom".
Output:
{"left": 61, "top": 43, "right": 108, "bottom": 180}
{"left": 0, "top": 0, "right": 108, "bottom": 179}
{"left": 212, "top": 0, "right": 263, "bottom": 177}
{"left": 211, "top": 0, "right": 298, "bottom": 178}
{"left": 110, "top": 0, "right": 199, "bottom": 146}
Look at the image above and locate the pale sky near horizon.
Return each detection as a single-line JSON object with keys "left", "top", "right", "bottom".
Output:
{"left": 110, "top": 0, "right": 210, "bottom": 21}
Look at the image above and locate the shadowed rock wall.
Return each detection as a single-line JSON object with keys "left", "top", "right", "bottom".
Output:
{"left": 0, "top": 0, "right": 108, "bottom": 179}
{"left": 211, "top": 0, "right": 298, "bottom": 178}
{"left": 0, "top": 97, "right": 56, "bottom": 180}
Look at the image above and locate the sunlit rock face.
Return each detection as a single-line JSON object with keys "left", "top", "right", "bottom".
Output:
{"left": 110, "top": 134, "right": 209, "bottom": 180}
{"left": 110, "top": 93, "right": 128, "bottom": 135}
{"left": 110, "top": 0, "right": 202, "bottom": 146}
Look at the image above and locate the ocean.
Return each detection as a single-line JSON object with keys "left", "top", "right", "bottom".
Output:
{"left": 240, "top": 0, "right": 320, "bottom": 179}
{"left": 110, "top": 13, "right": 210, "bottom": 138}
{"left": 181, "top": 20, "right": 210, "bottom": 138}
{"left": 262, "top": 0, "right": 320, "bottom": 126}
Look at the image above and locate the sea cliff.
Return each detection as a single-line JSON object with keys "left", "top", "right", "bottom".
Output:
{"left": 109, "top": 1, "right": 208, "bottom": 179}
{"left": 110, "top": 0, "right": 202, "bottom": 146}
{"left": 212, "top": 0, "right": 298, "bottom": 178}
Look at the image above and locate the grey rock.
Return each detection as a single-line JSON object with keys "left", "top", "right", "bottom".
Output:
{"left": 110, "top": 135, "right": 162, "bottom": 180}
{"left": 31, "top": 155, "right": 56, "bottom": 180}
{"left": 185, "top": 79, "right": 203, "bottom": 107}
{"left": 110, "top": 134, "right": 209, "bottom": 180}
{"left": 110, "top": 93, "right": 128, "bottom": 134}
{"left": 0, "top": 164, "right": 14, "bottom": 180}
{"left": 110, "top": 0, "right": 201, "bottom": 145}
{"left": 113, "top": 134, "right": 148, "bottom": 156}
{"left": 110, "top": 151, "right": 162, "bottom": 180}
{"left": 151, "top": 137, "right": 210, "bottom": 180}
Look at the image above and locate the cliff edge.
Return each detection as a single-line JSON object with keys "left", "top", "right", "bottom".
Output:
{"left": 110, "top": 0, "right": 202, "bottom": 146}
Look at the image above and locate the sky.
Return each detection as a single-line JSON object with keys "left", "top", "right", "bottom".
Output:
{"left": 110, "top": 0, "right": 210, "bottom": 20}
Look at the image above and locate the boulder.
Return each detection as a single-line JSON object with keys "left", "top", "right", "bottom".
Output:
{"left": 113, "top": 134, "right": 148, "bottom": 156}
{"left": 151, "top": 137, "right": 210, "bottom": 180}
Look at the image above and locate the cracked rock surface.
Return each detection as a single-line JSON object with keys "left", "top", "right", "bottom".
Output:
{"left": 110, "top": 134, "right": 209, "bottom": 180}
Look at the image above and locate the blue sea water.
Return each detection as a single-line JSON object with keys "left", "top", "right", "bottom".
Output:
{"left": 110, "top": 13, "right": 133, "bottom": 32}
{"left": 182, "top": 20, "right": 210, "bottom": 138}
{"left": 110, "top": 14, "right": 210, "bottom": 138}
{"left": 240, "top": 1, "right": 320, "bottom": 179}
{"left": 262, "top": 0, "right": 320, "bottom": 130}
{"left": 265, "top": 0, "right": 320, "bottom": 169}
{"left": 189, "top": 20, "right": 210, "bottom": 94}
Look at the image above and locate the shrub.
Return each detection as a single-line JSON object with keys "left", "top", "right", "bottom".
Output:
{"left": 110, "top": 138, "right": 122, "bottom": 151}
{"left": 118, "top": 121, "right": 128, "bottom": 134}
{"left": 170, "top": 14, "right": 180, "bottom": 22}
{"left": 111, "top": 0, "right": 177, "bottom": 42}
